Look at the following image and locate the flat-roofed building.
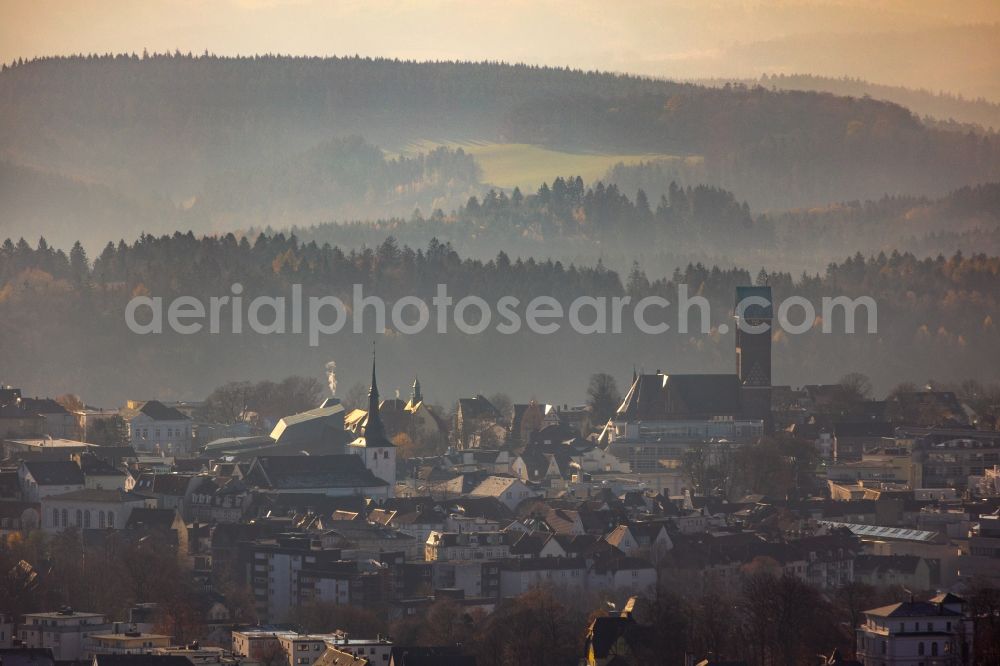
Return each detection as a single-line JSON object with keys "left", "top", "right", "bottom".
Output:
{"left": 19, "top": 610, "right": 112, "bottom": 662}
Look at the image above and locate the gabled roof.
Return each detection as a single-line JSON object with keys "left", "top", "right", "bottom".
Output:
{"left": 19, "top": 397, "right": 69, "bottom": 415}
{"left": 509, "top": 531, "right": 556, "bottom": 556}
{"left": 865, "top": 601, "right": 961, "bottom": 618}
{"left": 617, "top": 373, "right": 742, "bottom": 421}
{"left": 269, "top": 402, "right": 347, "bottom": 445}
{"left": 78, "top": 453, "right": 125, "bottom": 477}
{"left": 21, "top": 460, "right": 84, "bottom": 486}
{"left": 125, "top": 400, "right": 190, "bottom": 421}
{"left": 246, "top": 454, "right": 388, "bottom": 490}
{"left": 134, "top": 473, "right": 194, "bottom": 496}
{"left": 587, "top": 614, "right": 646, "bottom": 660}
{"left": 457, "top": 395, "right": 502, "bottom": 421}
{"left": 468, "top": 475, "right": 522, "bottom": 497}
{"left": 930, "top": 592, "right": 965, "bottom": 605}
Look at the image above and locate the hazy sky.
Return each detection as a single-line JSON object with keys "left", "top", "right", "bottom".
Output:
{"left": 3, "top": 1, "right": 999, "bottom": 97}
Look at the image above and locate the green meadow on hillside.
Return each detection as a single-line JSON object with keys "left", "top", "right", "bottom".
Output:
{"left": 402, "top": 140, "right": 698, "bottom": 190}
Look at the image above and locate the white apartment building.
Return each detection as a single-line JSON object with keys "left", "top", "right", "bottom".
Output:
{"left": 19, "top": 609, "right": 112, "bottom": 662}
{"left": 856, "top": 593, "right": 974, "bottom": 666}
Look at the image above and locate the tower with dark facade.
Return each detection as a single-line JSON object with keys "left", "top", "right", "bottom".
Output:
{"left": 735, "top": 285, "right": 773, "bottom": 430}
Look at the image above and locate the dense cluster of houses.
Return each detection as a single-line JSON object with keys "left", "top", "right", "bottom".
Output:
{"left": 1, "top": 287, "right": 998, "bottom": 665}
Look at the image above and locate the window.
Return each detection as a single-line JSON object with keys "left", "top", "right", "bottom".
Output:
{"left": 52, "top": 508, "right": 59, "bottom": 526}
{"left": 108, "top": 512, "right": 114, "bottom": 527}
{"left": 83, "top": 511, "right": 90, "bottom": 528}
{"left": 919, "top": 642, "right": 925, "bottom": 656}
{"left": 61, "top": 509, "right": 67, "bottom": 526}
{"left": 931, "top": 643, "right": 938, "bottom": 657}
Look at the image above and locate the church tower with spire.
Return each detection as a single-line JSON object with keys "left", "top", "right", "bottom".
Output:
{"left": 348, "top": 348, "right": 396, "bottom": 494}
{"left": 406, "top": 376, "right": 422, "bottom": 410}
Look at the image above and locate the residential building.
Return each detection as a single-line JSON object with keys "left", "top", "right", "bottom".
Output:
{"left": 121, "top": 400, "right": 193, "bottom": 454}
{"left": 453, "top": 395, "right": 503, "bottom": 450}
{"left": 19, "top": 610, "right": 112, "bottom": 662}
{"left": 467, "top": 476, "right": 536, "bottom": 511}
{"left": 87, "top": 631, "right": 171, "bottom": 655}
{"left": 854, "top": 555, "right": 935, "bottom": 591}
{"left": 425, "top": 531, "right": 514, "bottom": 562}
{"left": 906, "top": 428, "right": 1000, "bottom": 488}
{"left": 499, "top": 557, "right": 587, "bottom": 597}
{"left": 856, "top": 593, "right": 974, "bottom": 665}
{"left": 587, "top": 556, "right": 657, "bottom": 595}
{"left": 18, "top": 460, "right": 85, "bottom": 501}
{"left": 18, "top": 398, "right": 77, "bottom": 438}
{"left": 40, "top": 488, "right": 150, "bottom": 532}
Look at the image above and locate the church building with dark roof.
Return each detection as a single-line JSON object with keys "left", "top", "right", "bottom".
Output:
{"left": 598, "top": 286, "right": 773, "bottom": 473}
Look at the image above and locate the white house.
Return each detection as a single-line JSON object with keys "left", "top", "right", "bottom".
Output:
{"left": 856, "top": 593, "right": 974, "bottom": 666}
{"left": 587, "top": 557, "right": 657, "bottom": 596}
{"left": 499, "top": 557, "right": 587, "bottom": 598}
{"left": 468, "top": 476, "right": 537, "bottom": 511}
{"left": 40, "top": 488, "right": 151, "bottom": 532}
{"left": 121, "top": 400, "right": 193, "bottom": 454}
{"left": 19, "top": 610, "right": 112, "bottom": 662}
{"left": 18, "top": 460, "right": 85, "bottom": 502}
{"left": 576, "top": 445, "right": 631, "bottom": 474}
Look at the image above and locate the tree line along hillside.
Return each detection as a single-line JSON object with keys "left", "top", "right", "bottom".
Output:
{"left": 280, "top": 180, "right": 1000, "bottom": 272}
{"left": 695, "top": 74, "right": 1000, "bottom": 133}
{"left": 1, "top": 231, "right": 998, "bottom": 406}
{"left": 1, "top": 53, "right": 999, "bottom": 232}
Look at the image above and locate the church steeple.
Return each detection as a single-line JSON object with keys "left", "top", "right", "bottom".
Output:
{"left": 365, "top": 345, "right": 387, "bottom": 443}
{"left": 411, "top": 375, "right": 422, "bottom": 404}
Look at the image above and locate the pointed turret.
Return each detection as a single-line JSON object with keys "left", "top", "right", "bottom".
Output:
{"left": 364, "top": 348, "right": 389, "bottom": 444}
{"left": 411, "top": 375, "right": 422, "bottom": 404}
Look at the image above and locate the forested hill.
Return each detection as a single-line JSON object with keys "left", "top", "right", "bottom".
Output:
{"left": 694, "top": 74, "right": 1000, "bottom": 133}
{"left": 2, "top": 54, "right": 1000, "bottom": 246}
{"left": 2, "top": 232, "right": 999, "bottom": 406}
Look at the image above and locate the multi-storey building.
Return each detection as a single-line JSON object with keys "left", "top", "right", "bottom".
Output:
{"left": 18, "top": 610, "right": 112, "bottom": 662}
{"left": 424, "top": 530, "right": 514, "bottom": 562}
{"left": 905, "top": 428, "right": 1000, "bottom": 488}
{"left": 856, "top": 593, "right": 974, "bottom": 666}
